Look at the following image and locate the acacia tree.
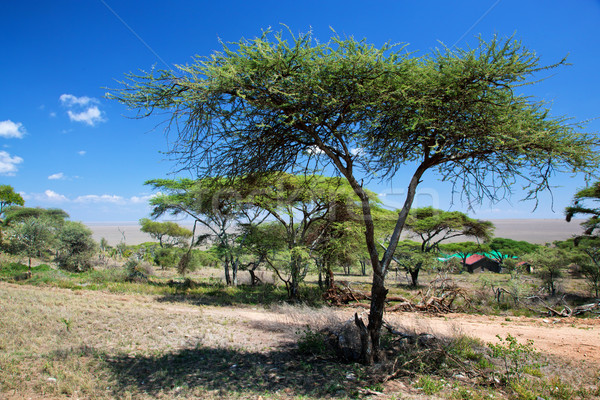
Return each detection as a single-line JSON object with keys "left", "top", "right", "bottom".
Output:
{"left": 565, "top": 181, "right": 600, "bottom": 297}
{"left": 139, "top": 218, "right": 193, "bottom": 248}
{"left": 110, "top": 31, "right": 600, "bottom": 364}
{"left": 246, "top": 173, "right": 365, "bottom": 299}
{"left": 0, "top": 185, "right": 24, "bottom": 218}
{"left": 146, "top": 178, "right": 266, "bottom": 285}
{"left": 406, "top": 207, "right": 494, "bottom": 253}
{"left": 55, "top": 221, "right": 97, "bottom": 272}
{"left": 0, "top": 184, "right": 25, "bottom": 244}
{"left": 4, "top": 208, "right": 69, "bottom": 271}
{"left": 401, "top": 207, "right": 494, "bottom": 285}
{"left": 487, "top": 237, "right": 539, "bottom": 264}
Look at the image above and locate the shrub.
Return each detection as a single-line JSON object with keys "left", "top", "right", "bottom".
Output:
{"left": 488, "top": 333, "right": 538, "bottom": 383}
{"left": 154, "top": 247, "right": 181, "bottom": 269}
{"left": 56, "top": 222, "right": 97, "bottom": 272}
{"left": 296, "top": 326, "right": 332, "bottom": 357}
{"left": 124, "top": 259, "right": 153, "bottom": 282}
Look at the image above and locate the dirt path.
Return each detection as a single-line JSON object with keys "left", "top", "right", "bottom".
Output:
{"left": 383, "top": 311, "right": 600, "bottom": 365}
{"left": 3, "top": 282, "right": 598, "bottom": 365}
{"left": 192, "top": 303, "right": 600, "bottom": 366}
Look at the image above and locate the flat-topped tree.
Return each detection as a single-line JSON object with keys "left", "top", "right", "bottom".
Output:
{"left": 139, "top": 218, "right": 193, "bottom": 248}
{"left": 110, "top": 30, "right": 600, "bottom": 364}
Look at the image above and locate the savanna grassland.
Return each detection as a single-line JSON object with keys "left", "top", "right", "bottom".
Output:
{"left": 1, "top": 258, "right": 599, "bottom": 400}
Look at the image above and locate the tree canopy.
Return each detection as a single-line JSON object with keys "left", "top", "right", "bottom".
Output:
{"left": 139, "top": 218, "right": 193, "bottom": 248}
{"left": 0, "top": 185, "right": 24, "bottom": 217}
{"left": 110, "top": 29, "right": 599, "bottom": 364}
{"left": 566, "top": 180, "right": 600, "bottom": 237}
{"left": 405, "top": 207, "right": 494, "bottom": 253}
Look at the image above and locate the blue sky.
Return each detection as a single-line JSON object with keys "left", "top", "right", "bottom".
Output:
{"left": 1, "top": 0, "right": 599, "bottom": 222}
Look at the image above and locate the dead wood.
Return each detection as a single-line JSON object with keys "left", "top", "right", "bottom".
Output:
{"left": 323, "top": 277, "right": 470, "bottom": 314}
{"left": 322, "top": 282, "right": 369, "bottom": 305}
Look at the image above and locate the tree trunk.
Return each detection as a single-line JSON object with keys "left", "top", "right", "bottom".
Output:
{"left": 318, "top": 270, "right": 323, "bottom": 290}
{"left": 362, "top": 163, "right": 429, "bottom": 364}
{"left": 327, "top": 150, "right": 430, "bottom": 365}
{"left": 409, "top": 267, "right": 420, "bottom": 287}
{"left": 355, "top": 313, "right": 373, "bottom": 364}
{"left": 366, "top": 271, "right": 388, "bottom": 363}
{"left": 223, "top": 258, "right": 232, "bottom": 285}
{"left": 232, "top": 258, "right": 238, "bottom": 286}
{"left": 326, "top": 266, "right": 335, "bottom": 289}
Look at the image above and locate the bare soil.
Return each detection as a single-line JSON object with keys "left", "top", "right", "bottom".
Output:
{"left": 1, "top": 282, "right": 598, "bottom": 399}
{"left": 2, "top": 282, "right": 597, "bottom": 364}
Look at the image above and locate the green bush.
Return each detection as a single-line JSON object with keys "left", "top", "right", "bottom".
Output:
{"left": 124, "top": 259, "right": 153, "bottom": 282}
{"left": 296, "top": 326, "right": 331, "bottom": 357}
{"left": 154, "top": 247, "right": 181, "bottom": 269}
{"left": 56, "top": 222, "right": 97, "bottom": 272}
{"left": 489, "top": 333, "right": 538, "bottom": 383}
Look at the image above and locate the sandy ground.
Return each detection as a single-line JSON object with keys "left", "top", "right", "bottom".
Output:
{"left": 384, "top": 311, "right": 600, "bottom": 365}
{"left": 87, "top": 219, "right": 585, "bottom": 246}
{"left": 2, "top": 282, "right": 598, "bottom": 366}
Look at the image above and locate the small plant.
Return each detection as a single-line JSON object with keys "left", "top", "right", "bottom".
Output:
{"left": 417, "top": 375, "right": 444, "bottom": 395}
{"left": 60, "top": 318, "right": 72, "bottom": 332}
{"left": 488, "top": 333, "right": 537, "bottom": 383}
{"left": 296, "top": 326, "right": 331, "bottom": 357}
{"left": 124, "top": 259, "right": 153, "bottom": 282}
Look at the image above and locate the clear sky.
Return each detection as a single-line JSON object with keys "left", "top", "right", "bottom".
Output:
{"left": 1, "top": 0, "right": 599, "bottom": 222}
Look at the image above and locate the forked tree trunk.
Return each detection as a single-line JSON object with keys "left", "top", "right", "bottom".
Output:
{"left": 231, "top": 258, "right": 239, "bottom": 286}
{"left": 223, "top": 258, "right": 232, "bottom": 285}
{"left": 409, "top": 267, "right": 420, "bottom": 287}
{"left": 351, "top": 163, "right": 429, "bottom": 364}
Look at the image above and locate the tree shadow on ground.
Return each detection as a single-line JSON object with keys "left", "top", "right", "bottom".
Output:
{"left": 151, "top": 279, "right": 322, "bottom": 307}
{"left": 102, "top": 345, "right": 361, "bottom": 398}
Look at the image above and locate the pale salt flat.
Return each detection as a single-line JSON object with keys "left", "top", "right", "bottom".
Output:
{"left": 86, "top": 219, "right": 586, "bottom": 246}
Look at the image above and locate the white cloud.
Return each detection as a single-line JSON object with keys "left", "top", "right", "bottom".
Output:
{"left": 74, "top": 194, "right": 126, "bottom": 204}
{"left": 78, "top": 150, "right": 86, "bottom": 156}
{"left": 49, "top": 112, "right": 57, "bottom": 118}
{"left": 0, "top": 151, "right": 23, "bottom": 175}
{"left": 0, "top": 120, "right": 26, "bottom": 139}
{"left": 59, "top": 94, "right": 105, "bottom": 126}
{"left": 48, "top": 172, "right": 66, "bottom": 180}
{"left": 350, "top": 147, "right": 365, "bottom": 156}
{"left": 59, "top": 94, "right": 97, "bottom": 107}
{"left": 130, "top": 194, "right": 155, "bottom": 204}
{"left": 306, "top": 145, "right": 324, "bottom": 155}
{"left": 44, "top": 190, "right": 69, "bottom": 202}
{"left": 67, "top": 106, "right": 104, "bottom": 126}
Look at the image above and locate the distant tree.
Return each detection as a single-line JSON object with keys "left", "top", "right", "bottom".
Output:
{"left": 3, "top": 207, "right": 69, "bottom": 225}
{"left": 400, "top": 207, "right": 493, "bottom": 284}
{"left": 523, "top": 247, "right": 570, "bottom": 296}
{"left": 578, "top": 243, "right": 600, "bottom": 298}
{"left": 488, "top": 237, "right": 540, "bottom": 263}
{"left": 146, "top": 177, "right": 266, "bottom": 285}
{"left": 56, "top": 221, "right": 97, "bottom": 272}
{"left": 565, "top": 181, "right": 600, "bottom": 297}
{"left": 7, "top": 216, "right": 57, "bottom": 271}
{"left": 0, "top": 185, "right": 24, "bottom": 244}
{"left": 239, "top": 221, "right": 289, "bottom": 287}
{"left": 566, "top": 180, "right": 600, "bottom": 237}
{"left": 0, "top": 185, "right": 24, "bottom": 217}
{"left": 246, "top": 173, "right": 365, "bottom": 299}
{"left": 405, "top": 207, "right": 494, "bottom": 253}
{"left": 139, "top": 218, "right": 193, "bottom": 248}
{"left": 4, "top": 207, "right": 69, "bottom": 270}
{"left": 391, "top": 240, "right": 433, "bottom": 286}
{"left": 111, "top": 30, "right": 600, "bottom": 364}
